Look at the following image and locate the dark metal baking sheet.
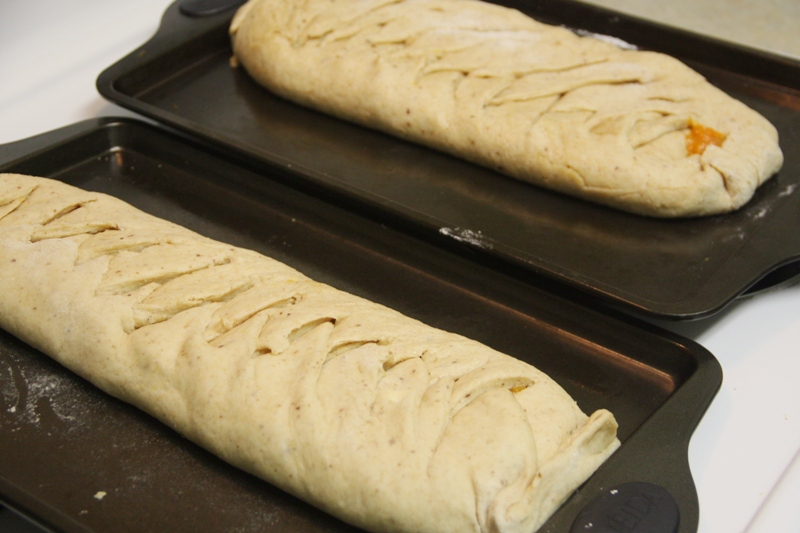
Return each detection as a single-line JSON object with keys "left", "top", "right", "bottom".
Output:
{"left": 0, "top": 118, "right": 721, "bottom": 533}
{"left": 94, "top": 0, "right": 800, "bottom": 320}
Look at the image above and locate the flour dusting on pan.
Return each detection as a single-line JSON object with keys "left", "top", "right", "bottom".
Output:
{"left": 439, "top": 227, "right": 494, "bottom": 249}
{"left": 1, "top": 347, "right": 95, "bottom": 431}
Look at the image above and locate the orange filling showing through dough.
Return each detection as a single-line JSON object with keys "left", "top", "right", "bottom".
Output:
{"left": 686, "top": 120, "right": 727, "bottom": 156}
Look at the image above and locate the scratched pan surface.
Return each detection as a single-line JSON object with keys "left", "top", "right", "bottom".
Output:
{"left": 94, "top": 0, "right": 800, "bottom": 320}
{"left": 0, "top": 118, "right": 720, "bottom": 533}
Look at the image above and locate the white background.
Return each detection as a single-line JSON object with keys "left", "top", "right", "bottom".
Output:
{"left": 1, "top": 1, "right": 799, "bottom": 532}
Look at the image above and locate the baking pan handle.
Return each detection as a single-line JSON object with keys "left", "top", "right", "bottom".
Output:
{"left": 96, "top": 0, "right": 236, "bottom": 108}
{"left": 545, "top": 335, "right": 723, "bottom": 533}
{"left": 0, "top": 118, "right": 119, "bottom": 172}
{"left": 744, "top": 260, "right": 800, "bottom": 295}
{"left": 178, "top": 0, "right": 246, "bottom": 17}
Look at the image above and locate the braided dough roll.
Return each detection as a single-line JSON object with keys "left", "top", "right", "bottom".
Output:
{"left": 0, "top": 174, "right": 619, "bottom": 532}
{"left": 229, "top": 0, "right": 783, "bottom": 217}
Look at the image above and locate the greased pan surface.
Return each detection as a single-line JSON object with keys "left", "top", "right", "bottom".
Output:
{"left": 0, "top": 118, "right": 721, "bottom": 533}
{"left": 95, "top": 0, "right": 800, "bottom": 320}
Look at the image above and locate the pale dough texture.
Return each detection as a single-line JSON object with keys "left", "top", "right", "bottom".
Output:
{"left": 0, "top": 174, "right": 619, "bottom": 533}
{"left": 229, "top": 0, "right": 783, "bottom": 217}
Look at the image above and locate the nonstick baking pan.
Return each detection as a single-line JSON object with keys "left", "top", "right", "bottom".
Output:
{"left": 0, "top": 118, "right": 721, "bottom": 533}
{"left": 94, "top": 0, "right": 800, "bottom": 320}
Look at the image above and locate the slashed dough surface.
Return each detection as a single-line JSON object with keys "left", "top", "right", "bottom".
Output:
{"left": 0, "top": 174, "right": 619, "bottom": 533}
{"left": 229, "top": 0, "right": 783, "bottom": 217}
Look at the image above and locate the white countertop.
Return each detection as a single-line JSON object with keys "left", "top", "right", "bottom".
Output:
{"left": 1, "top": 1, "right": 799, "bottom": 532}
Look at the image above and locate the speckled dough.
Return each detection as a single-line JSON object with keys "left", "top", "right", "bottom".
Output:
{"left": 229, "top": 0, "right": 783, "bottom": 217}
{"left": 0, "top": 174, "right": 619, "bottom": 533}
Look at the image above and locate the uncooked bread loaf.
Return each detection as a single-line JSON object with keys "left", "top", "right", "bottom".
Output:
{"left": 0, "top": 174, "right": 619, "bottom": 533}
{"left": 229, "top": 0, "right": 783, "bottom": 217}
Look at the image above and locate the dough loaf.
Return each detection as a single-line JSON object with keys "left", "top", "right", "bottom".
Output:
{"left": 0, "top": 174, "right": 619, "bottom": 533}
{"left": 229, "top": 0, "right": 783, "bottom": 217}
